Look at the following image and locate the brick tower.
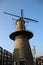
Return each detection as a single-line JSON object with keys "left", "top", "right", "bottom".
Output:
{"left": 9, "top": 17, "right": 34, "bottom": 65}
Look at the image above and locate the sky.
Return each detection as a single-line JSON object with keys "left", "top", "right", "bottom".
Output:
{"left": 0, "top": 0, "right": 43, "bottom": 57}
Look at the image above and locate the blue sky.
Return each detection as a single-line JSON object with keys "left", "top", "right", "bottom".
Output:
{"left": 0, "top": 0, "right": 43, "bottom": 57}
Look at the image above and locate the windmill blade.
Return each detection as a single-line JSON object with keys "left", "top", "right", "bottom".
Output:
{"left": 4, "top": 11, "right": 38, "bottom": 22}
{"left": 24, "top": 17, "right": 38, "bottom": 22}
{"left": 4, "top": 12, "right": 20, "bottom": 17}
{"left": 21, "top": 9, "right": 23, "bottom": 17}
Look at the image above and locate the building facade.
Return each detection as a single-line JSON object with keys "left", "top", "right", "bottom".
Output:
{"left": 0, "top": 47, "right": 14, "bottom": 65}
{"left": 36, "top": 56, "right": 43, "bottom": 65}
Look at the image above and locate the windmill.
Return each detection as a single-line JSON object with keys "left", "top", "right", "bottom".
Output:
{"left": 4, "top": 9, "right": 38, "bottom": 65}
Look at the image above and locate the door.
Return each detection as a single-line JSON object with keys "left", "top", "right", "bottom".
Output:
{"left": 20, "top": 61, "right": 25, "bottom": 65}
